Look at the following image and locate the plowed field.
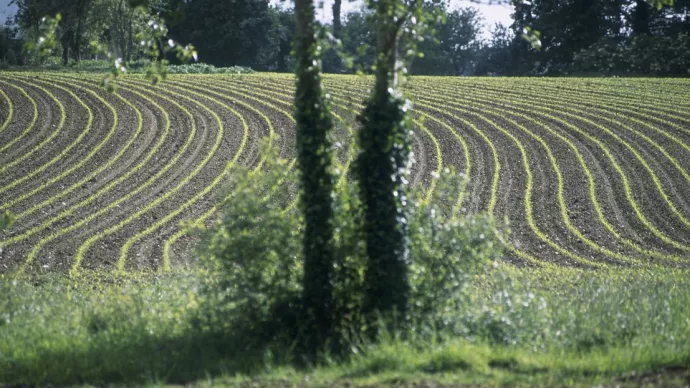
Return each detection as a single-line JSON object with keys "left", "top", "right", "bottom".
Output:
{"left": 1, "top": 73, "right": 689, "bottom": 273}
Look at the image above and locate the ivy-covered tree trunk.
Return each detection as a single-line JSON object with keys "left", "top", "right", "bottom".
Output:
{"left": 357, "top": 0, "right": 412, "bottom": 320}
{"left": 294, "top": 0, "right": 337, "bottom": 351}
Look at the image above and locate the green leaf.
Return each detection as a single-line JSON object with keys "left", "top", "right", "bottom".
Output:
{"left": 0, "top": 211, "right": 14, "bottom": 230}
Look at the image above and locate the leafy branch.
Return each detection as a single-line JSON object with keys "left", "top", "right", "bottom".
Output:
{"left": 24, "top": 14, "right": 62, "bottom": 58}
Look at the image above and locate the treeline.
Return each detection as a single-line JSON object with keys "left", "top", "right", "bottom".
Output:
{"left": 3, "top": 0, "right": 689, "bottom": 76}
{"left": 509, "top": 0, "right": 690, "bottom": 76}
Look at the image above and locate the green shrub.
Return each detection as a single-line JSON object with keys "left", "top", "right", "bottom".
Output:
{"left": 409, "top": 169, "right": 504, "bottom": 335}
{"left": 166, "top": 63, "right": 254, "bottom": 74}
{"left": 196, "top": 138, "right": 304, "bottom": 352}
{"left": 572, "top": 33, "right": 690, "bottom": 76}
{"left": 7, "top": 58, "right": 254, "bottom": 75}
{"left": 196, "top": 138, "right": 504, "bottom": 355}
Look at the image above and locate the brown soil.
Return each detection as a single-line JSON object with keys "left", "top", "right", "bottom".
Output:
{"left": 1, "top": 74, "right": 688, "bottom": 272}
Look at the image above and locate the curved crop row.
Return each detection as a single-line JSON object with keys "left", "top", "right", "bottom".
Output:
{"left": 266, "top": 75, "right": 690, "bottom": 267}
{"left": 459, "top": 86, "right": 690, "bottom": 251}
{"left": 0, "top": 80, "right": 36, "bottom": 154}
{"left": 0, "top": 77, "right": 66, "bottom": 179}
{"left": 0, "top": 75, "right": 119, "bottom": 215}
{"left": 1, "top": 74, "right": 689, "bottom": 273}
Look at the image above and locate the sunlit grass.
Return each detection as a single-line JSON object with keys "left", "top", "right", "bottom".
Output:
{"left": 1, "top": 265, "right": 689, "bottom": 385}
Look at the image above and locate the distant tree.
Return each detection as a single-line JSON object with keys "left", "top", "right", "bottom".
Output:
{"left": 0, "top": 26, "right": 26, "bottom": 65}
{"left": 630, "top": 0, "right": 652, "bottom": 35}
{"left": 11, "top": 0, "right": 50, "bottom": 39}
{"left": 68, "top": 0, "right": 95, "bottom": 62}
{"left": 12, "top": 0, "right": 99, "bottom": 64}
{"left": 168, "top": 0, "right": 277, "bottom": 68}
{"left": 88, "top": 0, "right": 151, "bottom": 63}
{"left": 568, "top": 0, "right": 689, "bottom": 75}
{"left": 340, "top": 10, "right": 376, "bottom": 71}
{"left": 0, "top": 28, "right": 11, "bottom": 62}
{"left": 272, "top": 7, "right": 295, "bottom": 71}
{"left": 509, "top": 0, "right": 625, "bottom": 73}
{"left": 323, "top": 0, "right": 345, "bottom": 73}
{"left": 643, "top": 0, "right": 690, "bottom": 35}
{"left": 412, "top": 5, "right": 483, "bottom": 75}
{"left": 474, "top": 23, "right": 514, "bottom": 75}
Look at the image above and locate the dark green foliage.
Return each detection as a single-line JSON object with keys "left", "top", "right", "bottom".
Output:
{"left": 294, "top": 0, "right": 338, "bottom": 352}
{"left": 357, "top": 86, "right": 412, "bottom": 320}
{"left": 197, "top": 140, "right": 304, "bottom": 350}
{"left": 340, "top": 10, "right": 377, "bottom": 72}
{"left": 197, "top": 144, "right": 503, "bottom": 353}
{"left": 412, "top": 6, "right": 484, "bottom": 76}
{"left": 631, "top": 0, "right": 652, "bottom": 35}
{"left": 196, "top": 139, "right": 362, "bottom": 354}
{"left": 0, "top": 27, "right": 24, "bottom": 65}
{"left": 167, "top": 0, "right": 277, "bottom": 69}
{"left": 0, "top": 211, "right": 14, "bottom": 230}
{"left": 13, "top": 0, "right": 94, "bottom": 64}
{"left": 10, "top": 0, "right": 689, "bottom": 75}
{"left": 271, "top": 7, "right": 296, "bottom": 72}
{"left": 504, "top": 0, "right": 689, "bottom": 75}
{"left": 332, "top": 0, "right": 343, "bottom": 38}
{"left": 474, "top": 24, "right": 514, "bottom": 76}
{"left": 509, "top": 0, "right": 625, "bottom": 74}
{"left": 408, "top": 170, "right": 503, "bottom": 333}
{"left": 321, "top": 0, "right": 344, "bottom": 73}
{"left": 572, "top": 33, "right": 690, "bottom": 75}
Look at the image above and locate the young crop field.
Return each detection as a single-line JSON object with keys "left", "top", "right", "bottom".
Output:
{"left": 1, "top": 73, "right": 689, "bottom": 274}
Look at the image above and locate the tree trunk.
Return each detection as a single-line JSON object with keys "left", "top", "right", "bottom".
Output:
{"left": 61, "top": 30, "right": 73, "bottom": 66}
{"left": 126, "top": 7, "right": 135, "bottom": 62}
{"left": 73, "top": 16, "right": 83, "bottom": 62}
{"left": 332, "top": 0, "right": 342, "bottom": 38}
{"left": 633, "top": 0, "right": 651, "bottom": 35}
{"left": 294, "top": 0, "right": 336, "bottom": 353}
{"left": 62, "top": 44, "right": 69, "bottom": 66}
{"left": 357, "top": 0, "right": 411, "bottom": 322}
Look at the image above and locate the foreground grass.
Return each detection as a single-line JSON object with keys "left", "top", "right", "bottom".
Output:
{"left": 1, "top": 266, "right": 689, "bottom": 386}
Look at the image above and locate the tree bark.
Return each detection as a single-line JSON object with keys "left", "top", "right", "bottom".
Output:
{"left": 61, "top": 29, "right": 73, "bottom": 66}
{"left": 73, "top": 5, "right": 85, "bottom": 62}
{"left": 332, "top": 0, "right": 342, "bottom": 38}
{"left": 633, "top": 0, "right": 651, "bottom": 35}
{"left": 126, "top": 7, "right": 135, "bottom": 62}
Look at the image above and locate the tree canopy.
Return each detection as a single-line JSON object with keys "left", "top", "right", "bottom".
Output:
{"left": 7, "top": 0, "right": 689, "bottom": 75}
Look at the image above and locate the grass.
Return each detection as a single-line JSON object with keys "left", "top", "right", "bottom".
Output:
{"left": 1, "top": 265, "right": 689, "bottom": 386}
